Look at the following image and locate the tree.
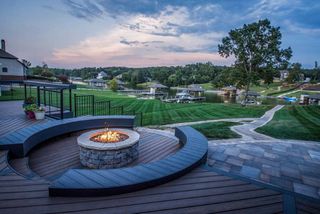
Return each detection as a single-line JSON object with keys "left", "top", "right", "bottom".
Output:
{"left": 109, "top": 79, "right": 118, "bottom": 92}
{"left": 41, "top": 62, "right": 54, "bottom": 78}
{"left": 57, "top": 74, "right": 69, "bottom": 84}
{"left": 287, "top": 63, "right": 302, "bottom": 83}
{"left": 218, "top": 19, "right": 292, "bottom": 104}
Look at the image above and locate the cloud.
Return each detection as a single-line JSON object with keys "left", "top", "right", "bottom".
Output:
{"left": 49, "top": 5, "right": 227, "bottom": 67}
{"left": 246, "top": 0, "right": 298, "bottom": 19}
{"left": 63, "top": 0, "right": 104, "bottom": 21}
{"left": 284, "top": 20, "right": 320, "bottom": 35}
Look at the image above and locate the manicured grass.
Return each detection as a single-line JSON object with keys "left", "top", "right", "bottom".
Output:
{"left": 0, "top": 87, "right": 272, "bottom": 126}
{"left": 191, "top": 122, "right": 241, "bottom": 140}
{"left": 249, "top": 82, "right": 295, "bottom": 96}
{"left": 284, "top": 90, "right": 319, "bottom": 98}
{"left": 256, "top": 105, "right": 320, "bottom": 141}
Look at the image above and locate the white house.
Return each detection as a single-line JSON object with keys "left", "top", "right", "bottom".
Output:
{"left": 97, "top": 71, "right": 108, "bottom": 79}
{"left": 0, "top": 39, "right": 27, "bottom": 82}
{"left": 279, "top": 70, "right": 289, "bottom": 81}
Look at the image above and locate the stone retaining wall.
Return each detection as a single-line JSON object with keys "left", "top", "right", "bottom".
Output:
{"left": 79, "top": 142, "right": 139, "bottom": 169}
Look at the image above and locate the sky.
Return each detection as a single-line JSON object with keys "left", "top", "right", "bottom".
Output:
{"left": 0, "top": 0, "right": 319, "bottom": 68}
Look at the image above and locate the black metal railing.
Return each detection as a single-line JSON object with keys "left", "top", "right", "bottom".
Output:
{"left": 73, "top": 94, "right": 143, "bottom": 126}
{"left": 74, "top": 94, "right": 94, "bottom": 117}
{"left": 94, "top": 100, "right": 111, "bottom": 116}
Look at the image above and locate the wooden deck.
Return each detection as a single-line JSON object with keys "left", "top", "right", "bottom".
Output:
{"left": 1, "top": 101, "right": 320, "bottom": 213}
{"left": 14, "top": 131, "right": 180, "bottom": 180}
{"left": 3, "top": 135, "right": 320, "bottom": 214}
{"left": 1, "top": 150, "right": 286, "bottom": 214}
{"left": 0, "top": 101, "right": 49, "bottom": 137}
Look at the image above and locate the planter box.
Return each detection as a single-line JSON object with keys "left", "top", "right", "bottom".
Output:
{"left": 35, "top": 112, "right": 45, "bottom": 120}
{"left": 26, "top": 111, "right": 35, "bottom": 119}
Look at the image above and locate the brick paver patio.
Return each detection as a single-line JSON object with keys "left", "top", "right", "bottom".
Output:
{"left": 208, "top": 140, "right": 320, "bottom": 199}
{"left": 207, "top": 105, "right": 320, "bottom": 199}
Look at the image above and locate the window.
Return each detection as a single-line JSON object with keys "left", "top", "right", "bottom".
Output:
{"left": 2, "top": 67, "right": 8, "bottom": 72}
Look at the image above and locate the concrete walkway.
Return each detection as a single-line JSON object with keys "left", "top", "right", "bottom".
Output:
{"left": 206, "top": 105, "right": 320, "bottom": 199}
{"left": 230, "top": 105, "right": 284, "bottom": 140}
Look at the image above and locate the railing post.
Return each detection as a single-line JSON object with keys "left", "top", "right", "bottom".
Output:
{"left": 108, "top": 101, "right": 111, "bottom": 115}
{"left": 92, "top": 95, "right": 95, "bottom": 116}
{"left": 140, "top": 112, "right": 143, "bottom": 126}
{"left": 121, "top": 106, "right": 124, "bottom": 115}
{"left": 60, "top": 89, "right": 64, "bottom": 119}
{"left": 69, "top": 88, "right": 72, "bottom": 112}
{"left": 37, "top": 86, "right": 40, "bottom": 106}
{"left": 74, "top": 94, "right": 77, "bottom": 117}
{"left": 24, "top": 84, "right": 27, "bottom": 101}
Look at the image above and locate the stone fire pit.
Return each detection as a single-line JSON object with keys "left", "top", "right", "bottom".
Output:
{"left": 77, "top": 128, "right": 140, "bottom": 169}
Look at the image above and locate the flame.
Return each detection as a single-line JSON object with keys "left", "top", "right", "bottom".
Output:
{"left": 91, "top": 128, "right": 122, "bottom": 143}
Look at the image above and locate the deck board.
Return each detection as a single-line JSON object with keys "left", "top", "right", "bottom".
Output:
{"left": 22, "top": 131, "right": 180, "bottom": 180}
{"left": 0, "top": 167, "right": 285, "bottom": 214}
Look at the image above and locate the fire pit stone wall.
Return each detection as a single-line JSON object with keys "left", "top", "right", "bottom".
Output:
{"left": 77, "top": 129, "right": 140, "bottom": 169}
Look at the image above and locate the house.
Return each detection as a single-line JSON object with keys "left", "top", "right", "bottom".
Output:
{"left": 97, "top": 71, "right": 108, "bottom": 79}
{"left": 222, "top": 86, "right": 237, "bottom": 96}
{"left": 87, "top": 79, "right": 106, "bottom": 88}
{"left": 279, "top": 70, "right": 289, "bottom": 81}
{"left": 148, "top": 83, "right": 168, "bottom": 94}
{"left": 0, "top": 39, "right": 28, "bottom": 82}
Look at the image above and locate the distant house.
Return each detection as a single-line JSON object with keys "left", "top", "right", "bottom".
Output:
{"left": 222, "top": 86, "right": 237, "bottom": 96}
{"left": 116, "top": 79, "right": 125, "bottom": 90}
{"left": 87, "top": 79, "right": 106, "bottom": 88}
{"left": 148, "top": 83, "right": 168, "bottom": 94}
{"left": 279, "top": 70, "right": 289, "bottom": 81}
{"left": 301, "top": 93, "right": 320, "bottom": 106}
{"left": 0, "top": 39, "right": 28, "bottom": 82}
{"left": 70, "top": 77, "right": 82, "bottom": 81}
{"left": 188, "top": 84, "right": 205, "bottom": 97}
{"left": 97, "top": 71, "right": 108, "bottom": 79}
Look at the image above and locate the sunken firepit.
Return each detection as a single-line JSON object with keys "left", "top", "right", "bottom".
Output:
{"left": 77, "top": 128, "right": 140, "bottom": 169}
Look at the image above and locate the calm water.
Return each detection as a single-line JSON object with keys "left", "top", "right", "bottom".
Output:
{"left": 168, "top": 89, "right": 288, "bottom": 105}
{"left": 168, "top": 89, "right": 236, "bottom": 104}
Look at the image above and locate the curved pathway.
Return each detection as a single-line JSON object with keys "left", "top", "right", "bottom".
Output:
{"left": 206, "top": 105, "right": 320, "bottom": 199}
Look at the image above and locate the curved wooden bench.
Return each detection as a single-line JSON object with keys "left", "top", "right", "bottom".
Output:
{"left": 49, "top": 126, "right": 208, "bottom": 197}
{"left": 0, "top": 116, "right": 135, "bottom": 158}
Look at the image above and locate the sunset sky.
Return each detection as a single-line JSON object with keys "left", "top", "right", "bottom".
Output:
{"left": 0, "top": 0, "right": 319, "bottom": 68}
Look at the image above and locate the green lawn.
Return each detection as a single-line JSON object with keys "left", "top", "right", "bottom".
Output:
{"left": 1, "top": 87, "right": 272, "bottom": 126}
{"left": 284, "top": 90, "right": 319, "bottom": 98}
{"left": 256, "top": 105, "right": 320, "bottom": 141}
{"left": 249, "top": 82, "right": 296, "bottom": 96}
{"left": 191, "top": 122, "right": 241, "bottom": 139}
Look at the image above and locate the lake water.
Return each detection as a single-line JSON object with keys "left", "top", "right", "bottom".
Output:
{"left": 168, "top": 89, "right": 288, "bottom": 105}
{"left": 168, "top": 89, "right": 236, "bottom": 104}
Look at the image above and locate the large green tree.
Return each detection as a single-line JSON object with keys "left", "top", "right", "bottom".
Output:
{"left": 218, "top": 19, "right": 292, "bottom": 103}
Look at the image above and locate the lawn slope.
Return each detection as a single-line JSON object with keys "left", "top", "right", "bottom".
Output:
{"left": 256, "top": 106, "right": 320, "bottom": 141}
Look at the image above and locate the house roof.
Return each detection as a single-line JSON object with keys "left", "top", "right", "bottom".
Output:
{"left": 0, "top": 49, "right": 18, "bottom": 59}
{"left": 188, "top": 84, "right": 204, "bottom": 92}
{"left": 88, "top": 79, "right": 105, "bottom": 83}
{"left": 148, "top": 83, "right": 168, "bottom": 88}
{"left": 309, "top": 94, "right": 320, "bottom": 100}
{"left": 222, "top": 86, "right": 237, "bottom": 90}
{"left": 242, "top": 91, "right": 261, "bottom": 96}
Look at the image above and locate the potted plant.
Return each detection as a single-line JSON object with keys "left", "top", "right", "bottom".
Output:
{"left": 23, "top": 96, "right": 36, "bottom": 108}
{"left": 24, "top": 104, "right": 37, "bottom": 119}
{"left": 34, "top": 106, "right": 46, "bottom": 120}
